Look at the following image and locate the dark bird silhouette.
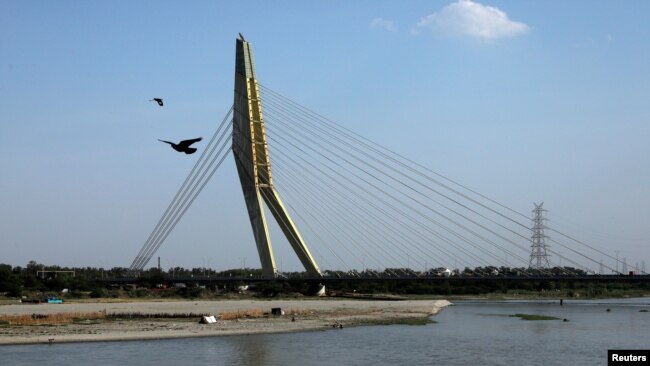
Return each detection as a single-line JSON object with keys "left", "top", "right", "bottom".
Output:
{"left": 150, "top": 98, "right": 163, "bottom": 106}
{"left": 158, "top": 137, "right": 202, "bottom": 154}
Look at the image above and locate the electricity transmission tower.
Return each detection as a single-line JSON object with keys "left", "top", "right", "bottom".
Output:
{"left": 529, "top": 202, "right": 551, "bottom": 270}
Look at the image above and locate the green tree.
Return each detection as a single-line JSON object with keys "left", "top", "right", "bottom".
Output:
{"left": 0, "top": 266, "right": 23, "bottom": 297}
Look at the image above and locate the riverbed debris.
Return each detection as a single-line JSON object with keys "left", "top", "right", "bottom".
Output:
{"left": 199, "top": 315, "right": 217, "bottom": 324}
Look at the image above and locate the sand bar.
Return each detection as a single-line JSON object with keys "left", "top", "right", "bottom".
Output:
{"left": 0, "top": 299, "right": 451, "bottom": 345}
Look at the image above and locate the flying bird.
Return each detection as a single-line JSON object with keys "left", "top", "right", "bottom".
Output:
{"left": 150, "top": 98, "right": 163, "bottom": 106}
{"left": 158, "top": 137, "right": 203, "bottom": 154}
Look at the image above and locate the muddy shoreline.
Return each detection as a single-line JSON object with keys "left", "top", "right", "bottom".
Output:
{"left": 0, "top": 299, "right": 451, "bottom": 345}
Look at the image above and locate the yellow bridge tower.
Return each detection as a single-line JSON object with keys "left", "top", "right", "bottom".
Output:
{"left": 232, "top": 36, "right": 321, "bottom": 278}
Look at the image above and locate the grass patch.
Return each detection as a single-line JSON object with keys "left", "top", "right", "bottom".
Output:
{"left": 218, "top": 308, "right": 312, "bottom": 321}
{"left": 218, "top": 309, "right": 267, "bottom": 320}
{"left": 0, "top": 311, "right": 106, "bottom": 326}
{"left": 72, "top": 318, "right": 103, "bottom": 325}
{"left": 106, "top": 308, "right": 313, "bottom": 321}
{"left": 510, "top": 313, "right": 561, "bottom": 321}
{"left": 107, "top": 312, "right": 208, "bottom": 320}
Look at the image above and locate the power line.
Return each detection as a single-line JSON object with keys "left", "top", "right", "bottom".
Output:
{"left": 130, "top": 107, "right": 234, "bottom": 272}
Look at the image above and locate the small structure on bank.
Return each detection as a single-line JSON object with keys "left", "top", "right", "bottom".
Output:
{"left": 199, "top": 315, "right": 217, "bottom": 324}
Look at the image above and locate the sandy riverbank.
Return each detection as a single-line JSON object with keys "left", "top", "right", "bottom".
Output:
{"left": 0, "top": 299, "right": 451, "bottom": 345}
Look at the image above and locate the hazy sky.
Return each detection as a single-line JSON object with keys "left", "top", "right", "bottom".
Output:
{"left": 1, "top": 0, "right": 649, "bottom": 271}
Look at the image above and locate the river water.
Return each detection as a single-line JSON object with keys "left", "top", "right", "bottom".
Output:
{"left": 1, "top": 298, "right": 648, "bottom": 365}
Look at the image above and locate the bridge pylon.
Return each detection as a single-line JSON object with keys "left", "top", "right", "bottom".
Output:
{"left": 232, "top": 36, "right": 321, "bottom": 278}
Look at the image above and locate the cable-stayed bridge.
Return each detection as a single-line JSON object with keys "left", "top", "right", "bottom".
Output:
{"left": 128, "top": 36, "right": 646, "bottom": 280}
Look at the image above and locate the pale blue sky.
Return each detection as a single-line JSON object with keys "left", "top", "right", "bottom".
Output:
{"left": 1, "top": 0, "right": 649, "bottom": 271}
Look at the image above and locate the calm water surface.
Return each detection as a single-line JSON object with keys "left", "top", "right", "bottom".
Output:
{"left": 1, "top": 298, "right": 648, "bottom": 365}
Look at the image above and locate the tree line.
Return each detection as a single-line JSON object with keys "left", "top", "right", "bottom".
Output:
{"left": 1, "top": 260, "right": 643, "bottom": 300}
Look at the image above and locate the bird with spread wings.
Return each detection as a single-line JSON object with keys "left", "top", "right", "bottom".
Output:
{"left": 158, "top": 137, "right": 202, "bottom": 154}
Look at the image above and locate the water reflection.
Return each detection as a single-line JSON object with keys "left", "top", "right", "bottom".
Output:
{"left": 1, "top": 299, "right": 648, "bottom": 366}
{"left": 221, "top": 334, "right": 272, "bottom": 366}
